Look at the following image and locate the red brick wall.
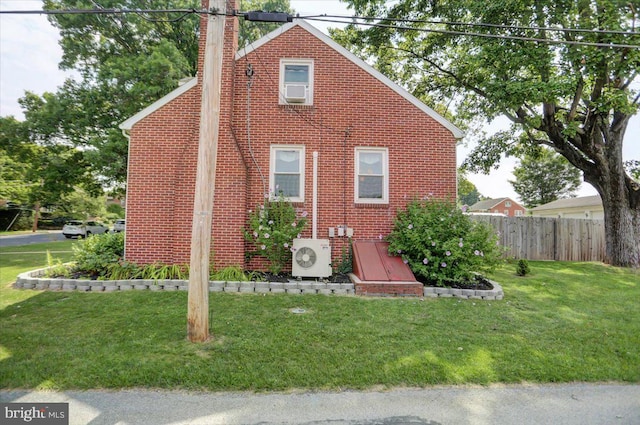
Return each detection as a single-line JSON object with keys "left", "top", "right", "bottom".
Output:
{"left": 234, "top": 25, "right": 457, "bottom": 268}
{"left": 125, "top": 9, "right": 457, "bottom": 271}
{"left": 125, "top": 0, "right": 246, "bottom": 268}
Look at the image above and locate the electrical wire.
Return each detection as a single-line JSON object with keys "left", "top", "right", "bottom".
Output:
{"left": 303, "top": 17, "right": 640, "bottom": 49}
{"left": 297, "top": 14, "right": 639, "bottom": 37}
{"left": 2, "top": 8, "right": 637, "bottom": 48}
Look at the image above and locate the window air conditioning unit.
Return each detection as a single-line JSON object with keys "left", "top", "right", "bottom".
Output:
{"left": 292, "top": 238, "right": 332, "bottom": 278}
{"left": 284, "top": 84, "right": 307, "bottom": 103}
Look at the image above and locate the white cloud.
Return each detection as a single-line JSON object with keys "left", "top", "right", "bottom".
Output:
{"left": 0, "top": 1, "right": 69, "bottom": 118}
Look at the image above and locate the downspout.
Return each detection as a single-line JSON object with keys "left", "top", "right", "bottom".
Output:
{"left": 312, "top": 151, "right": 318, "bottom": 239}
{"left": 121, "top": 129, "right": 131, "bottom": 260}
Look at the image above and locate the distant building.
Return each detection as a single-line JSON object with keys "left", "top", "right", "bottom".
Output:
{"left": 530, "top": 195, "right": 603, "bottom": 219}
{"left": 468, "top": 198, "right": 526, "bottom": 217}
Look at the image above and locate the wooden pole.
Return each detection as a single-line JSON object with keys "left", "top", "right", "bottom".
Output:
{"left": 188, "top": 0, "right": 225, "bottom": 342}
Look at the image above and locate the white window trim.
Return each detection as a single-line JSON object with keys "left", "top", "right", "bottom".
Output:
{"left": 354, "top": 147, "right": 389, "bottom": 204}
{"left": 270, "top": 145, "right": 305, "bottom": 202}
{"left": 279, "top": 59, "right": 314, "bottom": 105}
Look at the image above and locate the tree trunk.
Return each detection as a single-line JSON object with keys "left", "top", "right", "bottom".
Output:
{"left": 588, "top": 168, "right": 640, "bottom": 268}
{"left": 32, "top": 201, "right": 40, "bottom": 233}
{"left": 601, "top": 194, "right": 640, "bottom": 268}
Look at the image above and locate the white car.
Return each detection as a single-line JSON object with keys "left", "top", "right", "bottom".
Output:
{"left": 113, "top": 219, "right": 126, "bottom": 233}
{"left": 62, "top": 220, "right": 109, "bottom": 239}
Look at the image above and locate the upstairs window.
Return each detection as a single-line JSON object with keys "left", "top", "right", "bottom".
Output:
{"left": 270, "top": 145, "right": 305, "bottom": 202}
{"left": 355, "top": 148, "right": 388, "bottom": 204}
{"left": 280, "top": 59, "right": 314, "bottom": 105}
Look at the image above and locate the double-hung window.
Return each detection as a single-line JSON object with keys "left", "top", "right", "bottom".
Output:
{"left": 280, "top": 59, "right": 314, "bottom": 105}
{"left": 270, "top": 145, "right": 305, "bottom": 202}
{"left": 355, "top": 148, "right": 388, "bottom": 204}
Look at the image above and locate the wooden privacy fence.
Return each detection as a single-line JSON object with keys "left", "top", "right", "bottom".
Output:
{"left": 469, "top": 216, "right": 606, "bottom": 262}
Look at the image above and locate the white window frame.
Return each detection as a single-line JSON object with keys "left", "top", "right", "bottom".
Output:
{"left": 270, "top": 145, "right": 305, "bottom": 202}
{"left": 354, "top": 147, "right": 389, "bottom": 204}
{"left": 279, "top": 59, "right": 314, "bottom": 105}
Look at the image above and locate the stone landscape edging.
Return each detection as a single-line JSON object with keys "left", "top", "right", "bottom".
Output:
{"left": 14, "top": 267, "right": 503, "bottom": 299}
{"left": 14, "top": 267, "right": 356, "bottom": 295}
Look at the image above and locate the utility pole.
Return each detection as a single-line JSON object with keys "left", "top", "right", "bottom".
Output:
{"left": 187, "top": 3, "right": 292, "bottom": 343}
{"left": 188, "top": 0, "right": 226, "bottom": 343}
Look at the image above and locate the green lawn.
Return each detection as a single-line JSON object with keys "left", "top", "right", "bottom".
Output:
{"left": 1, "top": 242, "right": 638, "bottom": 391}
{"left": 0, "top": 240, "right": 76, "bottom": 308}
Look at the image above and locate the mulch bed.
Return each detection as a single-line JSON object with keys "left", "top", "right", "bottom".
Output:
{"left": 416, "top": 274, "right": 494, "bottom": 290}
{"left": 252, "top": 272, "right": 352, "bottom": 283}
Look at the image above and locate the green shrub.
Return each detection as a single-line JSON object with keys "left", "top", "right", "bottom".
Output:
{"left": 334, "top": 241, "right": 353, "bottom": 274}
{"left": 45, "top": 250, "right": 71, "bottom": 278}
{"left": 245, "top": 193, "right": 307, "bottom": 275}
{"left": 211, "top": 266, "right": 249, "bottom": 281}
{"left": 104, "top": 261, "right": 188, "bottom": 280}
{"left": 387, "top": 198, "right": 503, "bottom": 286}
{"left": 516, "top": 258, "right": 531, "bottom": 276}
{"left": 72, "top": 231, "right": 125, "bottom": 277}
{"left": 105, "top": 260, "right": 141, "bottom": 280}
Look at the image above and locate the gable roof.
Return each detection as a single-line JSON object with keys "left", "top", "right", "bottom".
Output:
{"left": 121, "top": 20, "right": 464, "bottom": 138}
{"left": 237, "top": 20, "right": 464, "bottom": 139}
{"left": 531, "top": 195, "right": 602, "bottom": 211}
{"left": 120, "top": 78, "right": 197, "bottom": 130}
{"left": 469, "top": 198, "right": 509, "bottom": 210}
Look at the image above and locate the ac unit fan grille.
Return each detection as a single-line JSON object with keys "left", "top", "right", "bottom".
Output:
{"left": 295, "top": 247, "right": 317, "bottom": 269}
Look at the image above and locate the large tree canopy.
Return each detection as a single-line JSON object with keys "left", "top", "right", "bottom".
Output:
{"left": 13, "top": 0, "right": 291, "bottom": 193}
{"left": 335, "top": 0, "right": 640, "bottom": 267}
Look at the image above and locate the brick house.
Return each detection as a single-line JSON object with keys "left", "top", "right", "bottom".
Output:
{"left": 119, "top": 1, "right": 463, "bottom": 271}
{"left": 468, "top": 198, "right": 526, "bottom": 217}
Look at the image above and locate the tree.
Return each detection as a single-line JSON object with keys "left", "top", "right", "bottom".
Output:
{"left": 510, "top": 147, "right": 582, "bottom": 209}
{"left": 0, "top": 116, "right": 101, "bottom": 230}
{"left": 27, "top": 0, "right": 292, "bottom": 192}
{"left": 335, "top": 0, "right": 640, "bottom": 267}
{"left": 457, "top": 169, "right": 483, "bottom": 207}
{"left": 238, "top": 0, "right": 294, "bottom": 48}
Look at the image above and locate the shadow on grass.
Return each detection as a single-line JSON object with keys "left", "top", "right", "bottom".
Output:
{"left": 1, "top": 261, "right": 639, "bottom": 391}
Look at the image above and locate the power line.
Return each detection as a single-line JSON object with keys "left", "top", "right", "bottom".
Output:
{"left": 304, "top": 17, "right": 640, "bottom": 49}
{"left": 2, "top": 8, "right": 638, "bottom": 49}
{"left": 0, "top": 8, "right": 205, "bottom": 15}
{"left": 298, "top": 14, "right": 639, "bottom": 37}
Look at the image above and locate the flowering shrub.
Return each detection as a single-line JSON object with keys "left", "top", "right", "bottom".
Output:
{"left": 245, "top": 193, "right": 307, "bottom": 275}
{"left": 72, "top": 231, "right": 125, "bottom": 277}
{"left": 387, "top": 199, "right": 502, "bottom": 286}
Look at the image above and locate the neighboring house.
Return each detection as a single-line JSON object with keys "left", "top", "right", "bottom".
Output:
{"left": 119, "top": 0, "right": 463, "bottom": 270}
{"left": 530, "top": 195, "right": 603, "bottom": 219}
{"left": 468, "top": 198, "right": 526, "bottom": 217}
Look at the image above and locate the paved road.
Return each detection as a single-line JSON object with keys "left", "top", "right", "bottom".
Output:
{"left": 2, "top": 384, "right": 639, "bottom": 425}
{"left": 0, "top": 231, "right": 66, "bottom": 247}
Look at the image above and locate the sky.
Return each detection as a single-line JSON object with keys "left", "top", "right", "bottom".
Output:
{"left": 1, "top": 0, "right": 638, "bottom": 202}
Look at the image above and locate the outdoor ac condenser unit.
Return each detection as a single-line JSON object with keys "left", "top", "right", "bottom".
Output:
{"left": 292, "top": 238, "right": 332, "bottom": 278}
